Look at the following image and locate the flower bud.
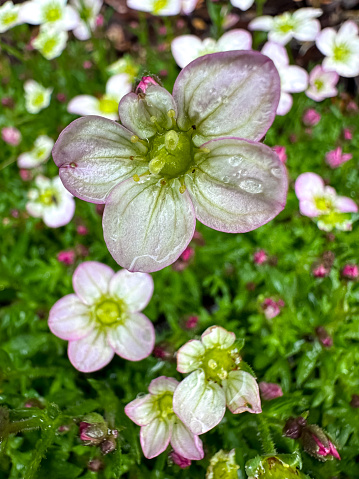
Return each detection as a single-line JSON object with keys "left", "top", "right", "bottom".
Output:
{"left": 283, "top": 416, "right": 307, "bottom": 439}
{"left": 246, "top": 455, "right": 308, "bottom": 479}
{"left": 253, "top": 249, "right": 267, "bottom": 265}
{"left": 341, "top": 264, "right": 358, "bottom": 280}
{"left": 301, "top": 424, "right": 340, "bottom": 461}
{"left": 136, "top": 76, "right": 159, "bottom": 94}
{"left": 272, "top": 145, "right": 287, "bottom": 163}
{"left": 302, "top": 109, "right": 321, "bottom": 126}
{"left": 79, "top": 413, "right": 108, "bottom": 445}
{"left": 169, "top": 451, "right": 191, "bottom": 468}
{"left": 315, "top": 327, "right": 333, "bottom": 348}
{"left": 206, "top": 450, "right": 239, "bottom": 479}
{"left": 100, "top": 436, "right": 117, "bottom": 455}
{"left": 259, "top": 382, "right": 283, "bottom": 401}
{"left": 88, "top": 458, "right": 104, "bottom": 471}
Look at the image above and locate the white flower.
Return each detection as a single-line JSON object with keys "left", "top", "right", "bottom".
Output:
{"left": 171, "top": 29, "right": 252, "bottom": 69}
{"left": 0, "top": 1, "right": 22, "bottom": 33}
{"left": 67, "top": 73, "right": 132, "bottom": 120}
{"left": 126, "top": 0, "right": 197, "bottom": 16}
{"left": 32, "top": 25, "right": 68, "bottom": 60}
{"left": 17, "top": 135, "right": 54, "bottom": 169}
{"left": 107, "top": 55, "right": 140, "bottom": 81}
{"left": 26, "top": 175, "right": 75, "bottom": 227}
{"left": 316, "top": 20, "right": 359, "bottom": 78}
{"left": 306, "top": 65, "right": 339, "bottom": 101}
{"left": 24, "top": 80, "right": 53, "bottom": 114}
{"left": 71, "top": 0, "right": 102, "bottom": 41}
{"left": 19, "top": 0, "right": 79, "bottom": 31}
{"left": 262, "top": 42, "right": 308, "bottom": 115}
{"left": 249, "top": 8, "right": 322, "bottom": 45}
{"left": 230, "top": 0, "right": 254, "bottom": 11}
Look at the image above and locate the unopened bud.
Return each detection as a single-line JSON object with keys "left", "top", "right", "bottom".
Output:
{"left": 283, "top": 416, "right": 307, "bottom": 439}
{"left": 79, "top": 413, "right": 108, "bottom": 445}
{"left": 301, "top": 424, "right": 340, "bottom": 461}
{"left": 206, "top": 449, "right": 239, "bottom": 479}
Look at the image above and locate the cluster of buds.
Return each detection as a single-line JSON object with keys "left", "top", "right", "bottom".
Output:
{"left": 79, "top": 413, "right": 118, "bottom": 455}
{"left": 246, "top": 454, "right": 308, "bottom": 479}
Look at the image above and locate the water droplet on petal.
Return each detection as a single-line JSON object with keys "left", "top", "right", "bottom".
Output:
{"left": 240, "top": 168, "right": 248, "bottom": 176}
{"left": 271, "top": 167, "right": 282, "bottom": 178}
{"left": 222, "top": 176, "right": 230, "bottom": 183}
{"left": 228, "top": 156, "right": 243, "bottom": 167}
{"left": 239, "top": 178, "right": 263, "bottom": 194}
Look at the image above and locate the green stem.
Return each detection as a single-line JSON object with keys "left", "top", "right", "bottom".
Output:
{"left": 0, "top": 157, "right": 17, "bottom": 171}
{"left": 0, "top": 39, "right": 25, "bottom": 62}
{"left": 257, "top": 415, "right": 277, "bottom": 455}
{"left": 256, "top": 0, "right": 267, "bottom": 16}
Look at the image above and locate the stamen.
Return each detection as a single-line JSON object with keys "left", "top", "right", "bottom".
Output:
{"left": 179, "top": 177, "right": 186, "bottom": 194}
{"left": 167, "top": 109, "right": 176, "bottom": 128}
{"left": 133, "top": 174, "right": 140, "bottom": 182}
{"left": 150, "top": 115, "right": 164, "bottom": 132}
{"left": 130, "top": 135, "right": 148, "bottom": 146}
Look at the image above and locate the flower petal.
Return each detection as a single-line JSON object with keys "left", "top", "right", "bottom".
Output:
{"left": 294, "top": 172, "right": 324, "bottom": 201}
{"left": 186, "top": 138, "right": 288, "bottom": 233}
{"left": 107, "top": 312, "right": 155, "bottom": 361}
{"left": 335, "top": 196, "right": 358, "bottom": 213}
{"left": 316, "top": 28, "right": 336, "bottom": 56}
{"left": 125, "top": 394, "right": 157, "bottom": 426}
{"left": 106, "top": 73, "right": 132, "bottom": 101}
{"left": 109, "top": 269, "right": 154, "bottom": 312}
{"left": 140, "top": 418, "right": 172, "bottom": 459}
{"left": 103, "top": 177, "right": 196, "bottom": 272}
{"left": 171, "top": 421, "right": 204, "bottom": 460}
{"left": 52, "top": 116, "right": 148, "bottom": 204}
{"left": 68, "top": 329, "right": 114, "bottom": 372}
{"left": 248, "top": 15, "right": 274, "bottom": 32}
{"left": 42, "top": 194, "right": 75, "bottom": 228}
{"left": 171, "top": 35, "right": 203, "bottom": 69}
{"left": 67, "top": 95, "right": 100, "bottom": 116}
{"left": 201, "top": 325, "right": 236, "bottom": 349}
{"left": 293, "top": 19, "right": 321, "bottom": 42}
{"left": 19, "top": 1, "right": 42, "bottom": 24}
{"left": 173, "top": 370, "right": 226, "bottom": 435}
{"left": 262, "top": 41, "right": 288, "bottom": 67}
{"left": 276, "top": 91, "right": 293, "bottom": 116}
{"left": 173, "top": 51, "right": 280, "bottom": 145}
{"left": 217, "top": 29, "right": 252, "bottom": 51}
{"left": 281, "top": 66, "right": 308, "bottom": 93}
{"left": 148, "top": 376, "right": 179, "bottom": 395}
{"left": 177, "top": 340, "right": 205, "bottom": 373}
{"left": 72, "top": 261, "right": 114, "bottom": 305}
{"left": 230, "top": 0, "right": 254, "bottom": 11}
{"left": 222, "top": 370, "right": 262, "bottom": 414}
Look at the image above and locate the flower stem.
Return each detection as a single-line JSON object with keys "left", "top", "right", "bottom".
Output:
{"left": 0, "top": 39, "right": 25, "bottom": 62}
{"left": 257, "top": 415, "right": 277, "bottom": 455}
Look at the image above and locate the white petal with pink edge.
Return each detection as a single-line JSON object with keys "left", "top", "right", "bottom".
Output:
{"left": 217, "top": 29, "right": 252, "bottom": 52}
{"left": 171, "top": 35, "right": 203, "bottom": 68}
{"left": 295, "top": 172, "right": 324, "bottom": 201}
{"left": 171, "top": 421, "right": 204, "bottom": 460}
{"left": 72, "top": 261, "right": 114, "bottom": 305}
{"left": 140, "top": 418, "right": 172, "bottom": 459}
{"left": 68, "top": 329, "right": 115, "bottom": 372}
{"left": 335, "top": 196, "right": 358, "bottom": 213}
{"left": 222, "top": 370, "right": 262, "bottom": 414}
{"left": 148, "top": 376, "right": 179, "bottom": 395}
{"left": 177, "top": 340, "right": 205, "bottom": 373}
{"left": 125, "top": 394, "right": 157, "bottom": 426}
{"left": 201, "top": 325, "right": 236, "bottom": 349}
{"left": 109, "top": 269, "right": 154, "bottom": 312}
{"left": 276, "top": 92, "right": 293, "bottom": 116}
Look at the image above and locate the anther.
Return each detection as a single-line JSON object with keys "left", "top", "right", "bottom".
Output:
{"left": 167, "top": 109, "right": 177, "bottom": 128}
{"left": 131, "top": 135, "right": 139, "bottom": 143}
{"left": 149, "top": 157, "right": 166, "bottom": 175}
{"left": 133, "top": 174, "right": 140, "bottom": 182}
{"left": 179, "top": 184, "right": 186, "bottom": 194}
{"left": 208, "top": 359, "right": 217, "bottom": 370}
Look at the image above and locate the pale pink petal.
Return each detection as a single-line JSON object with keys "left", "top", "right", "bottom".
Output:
{"left": 67, "top": 95, "right": 100, "bottom": 116}
{"left": 26, "top": 201, "right": 43, "bottom": 218}
{"left": 222, "top": 370, "right": 262, "bottom": 414}
{"left": 68, "top": 329, "right": 115, "bottom": 372}
{"left": 181, "top": 0, "right": 198, "bottom": 14}
{"left": 140, "top": 418, "right": 172, "bottom": 459}
{"left": 277, "top": 92, "right": 293, "bottom": 116}
{"left": 295, "top": 172, "right": 324, "bottom": 201}
{"left": 72, "top": 261, "right": 114, "bottom": 305}
{"left": 201, "top": 326, "right": 235, "bottom": 349}
{"left": 63, "top": 5, "right": 80, "bottom": 30}
{"left": 73, "top": 21, "right": 91, "bottom": 40}
{"left": 337, "top": 20, "right": 359, "bottom": 40}
{"left": 171, "top": 421, "right": 204, "bottom": 460}
{"left": 293, "top": 19, "right": 321, "bottom": 42}
{"left": 217, "top": 29, "right": 252, "bottom": 52}
{"left": 186, "top": 138, "right": 288, "bottom": 233}
{"left": 171, "top": 35, "right": 203, "bottom": 69}
{"left": 230, "top": 0, "right": 254, "bottom": 11}
{"left": 299, "top": 200, "right": 321, "bottom": 218}
{"left": 19, "top": 1, "right": 42, "bottom": 24}
{"left": 148, "top": 376, "right": 179, "bottom": 395}
{"left": 42, "top": 195, "right": 75, "bottom": 228}
{"left": 335, "top": 196, "right": 358, "bottom": 213}
{"left": 109, "top": 270, "right": 153, "bottom": 312}
{"left": 107, "top": 312, "right": 155, "bottom": 361}
{"left": 173, "top": 51, "right": 280, "bottom": 145}
{"left": 261, "top": 41, "right": 288, "bottom": 67}
{"left": 281, "top": 66, "right": 308, "bottom": 93}
{"left": 125, "top": 395, "right": 157, "bottom": 426}
{"left": 128, "top": 0, "right": 180, "bottom": 15}
{"left": 248, "top": 15, "right": 274, "bottom": 32}
{"left": 316, "top": 28, "right": 336, "bottom": 56}
{"left": 18, "top": 154, "right": 38, "bottom": 169}
{"left": 177, "top": 340, "right": 205, "bottom": 373}
{"left": 292, "top": 7, "right": 322, "bottom": 21}
{"left": 103, "top": 177, "right": 196, "bottom": 273}
{"left": 106, "top": 73, "right": 132, "bottom": 102}
{"left": 173, "top": 370, "right": 226, "bottom": 435}
{"left": 48, "top": 294, "right": 94, "bottom": 340}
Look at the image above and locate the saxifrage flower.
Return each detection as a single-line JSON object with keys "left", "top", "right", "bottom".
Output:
{"left": 306, "top": 65, "right": 339, "bottom": 102}
{"left": 19, "top": 0, "right": 79, "bottom": 31}
{"left": 0, "top": 1, "right": 23, "bottom": 32}
{"left": 49, "top": 261, "right": 155, "bottom": 372}
{"left": 53, "top": 51, "right": 288, "bottom": 273}
{"left": 17, "top": 135, "right": 54, "bottom": 169}
{"left": 126, "top": 0, "right": 197, "bottom": 16}
{"left": 172, "top": 326, "right": 261, "bottom": 435}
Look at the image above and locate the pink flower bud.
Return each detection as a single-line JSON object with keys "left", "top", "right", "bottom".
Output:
{"left": 136, "top": 76, "right": 159, "bottom": 93}
{"left": 88, "top": 458, "right": 103, "bottom": 471}
{"left": 315, "top": 326, "right": 333, "bottom": 348}
{"left": 57, "top": 250, "right": 76, "bottom": 265}
{"left": 181, "top": 246, "right": 194, "bottom": 262}
{"left": 253, "top": 249, "right": 267, "bottom": 265}
{"left": 79, "top": 418, "right": 108, "bottom": 445}
{"left": 325, "top": 147, "right": 352, "bottom": 168}
{"left": 262, "top": 298, "right": 283, "bottom": 320}
{"left": 343, "top": 128, "right": 353, "bottom": 140}
{"left": 342, "top": 264, "right": 358, "bottom": 279}
{"left": 185, "top": 315, "right": 198, "bottom": 329}
{"left": 312, "top": 435, "right": 341, "bottom": 460}
{"left": 158, "top": 26, "right": 167, "bottom": 35}
{"left": 100, "top": 436, "right": 117, "bottom": 455}
{"left": 300, "top": 423, "right": 341, "bottom": 461}
{"left": 283, "top": 416, "right": 307, "bottom": 439}
{"left": 259, "top": 382, "right": 283, "bottom": 401}
{"left": 169, "top": 451, "right": 191, "bottom": 468}
{"left": 272, "top": 145, "right": 287, "bottom": 163}
{"left": 2, "top": 127, "right": 21, "bottom": 146}
{"left": 313, "top": 264, "right": 330, "bottom": 278}
{"left": 83, "top": 61, "right": 92, "bottom": 69}
{"left": 302, "top": 109, "right": 321, "bottom": 127}
{"left": 57, "top": 93, "right": 67, "bottom": 103}
{"left": 1, "top": 97, "right": 14, "bottom": 108}
{"left": 77, "top": 225, "right": 88, "bottom": 235}
{"left": 347, "top": 100, "right": 358, "bottom": 112}
{"left": 96, "top": 14, "right": 104, "bottom": 27}
{"left": 19, "top": 169, "right": 33, "bottom": 181}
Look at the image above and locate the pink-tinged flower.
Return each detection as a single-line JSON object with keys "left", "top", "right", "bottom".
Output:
{"left": 222, "top": 14, "right": 240, "bottom": 30}
{"left": 26, "top": 175, "right": 75, "bottom": 228}
{"left": 206, "top": 449, "right": 239, "bottom": 479}
{"left": 313, "top": 264, "right": 330, "bottom": 278}
{"left": 262, "top": 42, "right": 308, "bottom": 116}
{"left": 342, "top": 264, "right": 359, "bottom": 280}
{"left": 57, "top": 250, "right": 76, "bottom": 265}
{"left": 272, "top": 146, "right": 287, "bottom": 163}
{"left": 249, "top": 8, "right": 322, "bottom": 46}
{"left": 347, "top": 100, "right": 358, "bottom": 112}
{"left": 262, "top": 298, "right": 284, "bottom": 319}
{"left": 20, "top": 169, "right": 33, "bottom": 181}
{"left": 53, "top": 51, "right": 287, "bottom": 273}
{"left": 2, "top": 126, "right": 21, "bottom": 146}
{"left": 49, "top": 261, "right": 155, "bottom": 372}
{"left": 302, "top": 108, "right": 321, "bottom": 126}
{"left": 57, "top": 93, "right": 67, "bottom": 102}
{"left": 125, "top": 376, "right": 204, "bottom": 460}
{"left": 315, "top": 326, "right": 333, "bottom": 348}
{"left": 316, "top": 21, "right": 359, "bottom": 78}
{"left": 230, "top": 0, "right": 254, "bottom": 11}
{"left": 169, "top": 451, "right": 191, "bottom": 468}
{"left": 17, "top": 135, "right": 54, "bottom": 169}
{"left": 126, "top": 0, "right": 197, "bottom": 16}
{"left": 325, "top": 147, "right": 352, "bottom": 169}
{"left": 343, "top": 128, "right": 353, "bottom": 140}
{"left": 306, "top": 65, "right": 339, "bottom": 102}
{"left": 259, "top": 382, "right": 283, "bottom": 401}
{"left": 19, "top": 0, "right": 79, "bottom": 31}
{"left": 185, "top": 315, "right": 198, "bottom": 329}
{"left": 301, "top": 424, "right": 341, "bottom": 461}
{"left": 173, "top": 245, "right": 195, "bottom": 271}
{"left": 173, "top": 326, "right": 261, "bottom": 435}
{"left": 253, "top": 249, "right": 267, "bottom": 265}
{"left": 295, "top": 172, "right": 358, "bottom": 231}
{"left": 83, "top": 60, "right": 92, "bottom": 69}
{"left": 71, "top": 0, "right": 102, "bottom": 41}
{"left": 77, "top": 224, "right": 88, "bottom": 235}
{"left": 136, "top": 76, "right": 158, "bottom": 93}
{"left": 171, "top": 30, "right": 252, "bottom": 68}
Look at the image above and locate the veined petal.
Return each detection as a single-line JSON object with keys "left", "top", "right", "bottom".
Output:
{"left": 125, "top": 394, "right": 158, "bottom": 426}
{"left": 177, "top": 340, "right": 205, "bottom": 373}
{"left": 109, "top": 269, "right": 154, "bottom": 312}
{"left": 140, "top": 418, "right": 172, "bottom": 459}
{"left": 107, "top": 312, "right": 155, "bottom": 361}
{"left": 173, "top": 51, "right": 280, "bottom": 146}
{"left": 217, "top": 29, "right": 252, "bottom": 52}
{"left": 171, "top": 35, "right": 203, "bottom": 69}
{"left": 171, "top": 421, "right": 204, "bottom": 460}
{"left": 72, "top": 261, "right": 114, "bottom": 305}
{"left": 52, "top": 116, "right": 148, "bottom": 204}
{"left": 148, "top": 376, "right": 179, "bottom": 395}
{"left": 68, "top": 329, "right": 114, "bottom": 372}
{"left": 294, "top": 172, "right": 324, "bottom": 201}
{"left": 173, "top": 370, "right": 226, "bottom": 435}
{"left": 316, "top": 28, "right": 336, "bottom": 56}
{"left": 48, "top": 294, "right": 94, "bottom": 341}
{"left": 103, "top": 177, "right": 196, "bottom": 272}
{"left": 119, "top": 85, "right": 177, "bottom": 139}
{"left": 222, "top": 370, "right": 262, "bottom": 414}
{"left": 186, "top": 138, "right": 288, "bottom": 233}
{"left": 248, "top": 15, "right": 274, "bottom": 32}
{"left": 201, "top": 325, "right": 236, "bottom": 349}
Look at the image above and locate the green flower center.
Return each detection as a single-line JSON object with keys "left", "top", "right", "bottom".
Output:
{"left": 157, "top": 393, "right": 174, "bottom": 419}
{"left": 314, "top": 79, "right": 324, "bottom": 91}
{"left": 202, "top": 347, "right": 239, "bottom": 383}
{"left": 35, "top": 147, "right": 47, "bottom": 159}
{"left": 39, "top": 188, "right": 58, "bottom": 206}
{"left": 42, "top": 38, "right": 57, "bottom": 55}
{"left": 80, "top": 6, "right": 93, "bottom": 22}
{"left": 2, "top": 12, "right": 18, "bottom": 25}
{"left": 33, "top": 92, "right": 45, "bottom": 107}
{"left": 314, "top": 196, "right": 333, "bottom": 212}
{"left": 44, "top": 5, "right": 62, "bottom": 22}
{"left": 95, "top": 300, "right": 122, "bottom": 325}
{"left": 333, "top": 43, "right": 350, "bottom": 62}
{"left": 153, "top": 0, "right": 169, "bottom": 13}
{"left": 99, "top": 97, "right": 119, "bottom": 114}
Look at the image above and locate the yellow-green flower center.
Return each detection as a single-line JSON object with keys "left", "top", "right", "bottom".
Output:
{"left": 39, "top": 188, "right": 58, "bottom": 206}
{"left": 2, "top": 11, "right": 18, "bottom": 25}
{"left": 157, "top": 393, "right": 174, "bottom": 419}
{"left": 95, "top": 300, "right": 122, "bottom": 325}
{"left": 153, "top": 0, "right": 169, "bottom": 13}
{"left": 202, "top": 347, "right": 239, "bottom": 383}
{"left": 80, "top": 6, "right": 93, "bottom": 22}
{"left": 99, "top": 97, "right": 119, "bottom": 114}
{"left": 44, "top": 5, "right": 62, "bottom": 22}
{"left": 314, "top": 196, "right": 333, "bottom": 212}
{"left": 333, "top": 43, "right": 351, "bottom": 62}
{"left": 314, "top": 79, "right": 324, "bottom": 91}
{"left": 42, "top": 38, "right": 57, "bottom": 55}
{"left": 33, "top": 92, "right": 45, "bottom": 107}
{"left": 35, "top": 147, "right": 47, "bottom": 159}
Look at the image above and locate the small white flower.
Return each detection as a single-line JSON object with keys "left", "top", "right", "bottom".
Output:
{"left": 26, "top": 175, "right": 75, "bottom": 227}
{"left": 230, "top": 0, "right": 254, "bottom": 11}
{"left": 249, "top": 8, "right": 322, "bottom": 45}
{"left": 19, "top": 0, "right": 79, "bottom": 31}
{"left": 32, "top": 25, "right": 68, "bottom": 60}
{"left": 306, "top": 65, "right": 339, "bottom": 101}
{"left": 67, "top": 73, "right": 132, "bottom": 120}
{"left": 262, "top": 42, "right": 308, "bottom": 115}
{"left": 18, "top": 135, "right": 54, "bottom": 169}
{"left": 316, "top": 20, "right": 359, "bottom": 78}
{"left": 0, "top": 1, "right": 22, "bottom": 33}
{"left": 24, "top": 80, "right": 53, "bottom": 114}
{"left": 171, "top": 29, "right": 252, "bottom": 68}
{"left": 107, "top": 56, "right": 139, "bottom": 81}
{"left": 71, "top": 0, "right": 102, "bottom": 41}
{"left": 127, "top": 0, "right": 196, "bottom": 16}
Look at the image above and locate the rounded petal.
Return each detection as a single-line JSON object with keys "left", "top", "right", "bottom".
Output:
{"left": 295, "top": 172, "right": 324, "bottom": 201}
{"left": 48, "top": 294, "right": 94, "bottom": 340}
{"left": 106, "top": 73, "right": 132, "bottom": 101}
{"left": 125, "top": 395, "right": 157, "bottom": 426}
{"left": 217, "top": 29, "right": 252, "bottom": 52}
{"left": 222, "top": 370, "right": 262, "bottom": 414}
{"left": 282, "top": 66, "right": 308, "bottom": 93}
{"left": 316, "top": 28, "right": 336, "bottom": 56}
{"left": 181, "top": 0, "right": 198, "bottom": 15}
{"left": 293, "top": 19, "right": 321, "bottom": 42}
{"left": 171, "top": 35, "right": 203, "bottom": 69}
{"left": 67, "top": 95, "right": 100, "bottom": 116}
{"left": 63, "top": 5, "right": 80, "bottom": 30}
{"left": 173, "top": 51, "right": 280, "bottom": 145}
{"left": 299, "top": 200, "right": 320, "bottom": 218}
{"left": 337, "top": 20, "right": 358, "bottom": 40}
{"left": 72, "top": 261, "right": 114, "bottom": 305}
{"left": 103, "top": 177, "right": 196, "bottom": 272}
{"left": 276, "top": 91, "right": 293, "bottom": 116}
{"left": 148, "top": 376, "right": 179, "bottom": 395}
{"left": 140, "top": 418, "right": 172, "bottom": 459}
{"left": 248, "top": 15, "right": 274, "bottom": 32}
{"left": 173, "top": 370, "right": 226, "bottom": 435}
{"left": 107, "top": 312, "right": 155, "bottom": 361}
{"left": 18, "top": 153, "right": 38, "bottom": 169}
{"left": 230, "top": 0, "right": 254, "bottom": 10}
{"left": 201, "top": 325, "right": 235, "bottom": 349}
{"left": 109, "top": 269, "right": 154, "bottom": 312}
{"left": 293, "top": 8, "right": 322, "bottom": 21}
{"left": 42, "top": 195, "right": 75, "bottom": 228}
{"left": 261, "top": 41, "right": 288, "bottom": 67}
{"left": 26, "top": 201, "right": 43, "bottom": 218}
{"left": 177, "top": 340, "right": 205, "bottom": 373}
{"left": 268, "top": 30, "right": 293, "bottom": 46}
{"left": 186, "top": 138, "right": 288, "bottom": 233}
{"left": 68, "top": 329, "right": 115, "bottom": 372}
{"left": 335, "top": 196, "right": 358, "bottom": 213}
{"left": 52, "top": 116, "right": 148, "bottom": 204}
{"left": 171, "top": 421, "right": 204, "bottom": 460}
{"left": 19, "top": 1, "right": 42, "bottom": 24}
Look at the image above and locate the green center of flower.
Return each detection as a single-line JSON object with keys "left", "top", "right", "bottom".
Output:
{"left": 44, "top": 5, "right": 61, "bottom": 22}
{"left": 153, "top": 0, "right": 169, "bottom": 13}
{"left": 314, "top": 79, "right": 324, "bottom": 91}
{"left": 314, "top": 196, "right": 333, "bottom": 212}
{"left": 33, "top": 92, "right": 45, "bottom": 107}
{"left": 80, "top": 6, "right": 93, "bottom": 22}
{"left": 39, "top": 188, "right": 58, "bottom": 206}
{"left": 202, "top": 347, "right": 239, "bottom": 383}
{"left": 99, "top": 97, "right": 118, "bottom": 114}
{"left": 333, "top": 43, "right": 351, "bottom": 62}
{"left": 42, "top": 38, "right": 57, "bottom": 55}
{"left": 149, "top": 130, "right": 192, "bottom": 179}
{"left": 2, "top": 12, "right": 18, "bottom": 25}
{"left": 157, "top": 393, "right": 174, "bottom": 419}
{"left": 35, "top": 147, "right": 47, "bottom": 159}
{"left": 95, "top": 300, "right": 122, "bottom": 325}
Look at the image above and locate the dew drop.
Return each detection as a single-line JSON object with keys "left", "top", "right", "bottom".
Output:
{"left": 222, "top": 176, "right": 230, "bottom": 183}
{"left": 209, "top": 87, "right": 217, "bottom": 95}
{"left": 270, "top": 167, "right": 282, "bottom": 178}
{"left": 239, "top": 178, "right": 263, "bottom": 194}
{"left": 222, "top": 96, "right": 229, "bottom": 105}
{"left": 136, "top": 392, "right": 147, "bottom": 399}
{"left": 240, "top": 168, "right": 248, "bottom": 176}
{"left": 228, "top": 156, "right": 243, "bottom": 167}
